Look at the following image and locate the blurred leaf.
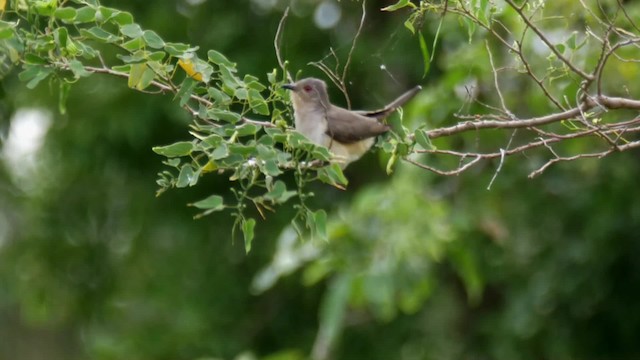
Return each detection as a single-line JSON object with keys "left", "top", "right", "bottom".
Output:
{"left": 207, "top": 108, "right": 241, "bottom": 123}
{"left": 143, "top": 30, "right": 165, "bottom": 49}
{"left": 18, "top": 65, "right": 53, "bottom": 89}
{"left": 53, "top": 7, "right": 77, "bottom": 21}
{"left": 404, "top": 19, "right": 415, "bottom": 34}
{"left": 152, "top": 141, "right": 194, "bottom": 157}
{"left": 413, "top": 129, "right": 432, "bottom": 149}
{"left": 317, "top": 163, "right": 348, "bottom": 188}
{"left": 58, "top": 81, "right": 71, "bottom": 114}
{"left": 207, "top": 49, "right": 236, "bottom": 69}
{"left": 190, "top": 194, "right": 224, "bottom": 210}
{"left": 313, "top": 209, "right": 328, "bottom": 242}
{"left": 80, "top": 26, "right": 120, "bottom": 43}
{"left": 176, "top": 164, "right": 196, "bottom": 188}
{"left": 110, "top": 11, "right": 134, "bottom": 25}
{"left": 243, "top": 218, "right": 256, "bottom": 253}
{"left": 122, "top": 37, "right": 145, "bottom": 52}
{"left": 127, "top": 62, "right": 154, "bottom": 90}
{"left": 264, "top": 181, "right": 296, "bottom": 203}
{"left": 211, "top": 143, "right": 229, "bottom": 160}
{"left": 119, "top": 23, "right": 143, "bottom": 38}
{"left": 69, "top": 59, "right": 91, "bottom": 78}
{"left": 317, "top": 274, "right": 351, "bottom": 354}
{"left": 164, "top": 42, "right": 195, "bottom": 56}
{"left": 381, "top": 0, "right": 415, "bottom": 11}
{"left": 418, "top": 32, "right": 430, "bottom": 78}
{"left": 0, "top": 21, "right": 15, "bottom": 40}
{"left": 73, "top": 6, "right": 96, "bottom": 23}
{"left": 177, "top": 76, "right": 197, "bottom": 106}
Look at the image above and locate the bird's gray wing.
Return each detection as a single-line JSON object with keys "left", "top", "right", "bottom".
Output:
{"left": 355, "top": 85, "right": 422, "bottom": 120}
{"left": 326, "top": 106, "right": 390, "bottom": 144}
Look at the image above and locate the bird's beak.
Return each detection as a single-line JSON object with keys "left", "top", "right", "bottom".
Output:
{"left": 282, "top": 83, "right": 296, "bottom": 91}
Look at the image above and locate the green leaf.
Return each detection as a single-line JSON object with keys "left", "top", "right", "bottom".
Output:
{"left": 219, "top": 65, "right": 242, "bottom": 90}
{"left": 69, "top": 59, "right": 92, "bottom": 78}
{"left": 58, "top": 81, "right": 71, "bottom": 115}
{"left": 208, "top": 87, "right": 231, "bottom": 105}
{"left": 318, "top": 163, "right": 348, "bottom": 187}
{"left": 176, "top": 76, "right": 197, "bottom": 107}
{"left": 34, "top": 0, "right": 56, "bottom": 16}
{"left": 211, "top": 143, "right": 229, "bottom": 160}
{"left": 19, "top": 65, "right": 53, "bottom": 89}
{"left": 128, "top": 62, "right": 145, "bottom": 88}
{"left": 143, "top": 30, "right": 165, "bottom": 49}
{"left": 112, "top": 64, "right": 131, "bottom": 72}
{"left": 413, "top": 129, "right": 432, "bottom": 149}
{"left": 207, "top": 49, "right": 236, "bottom": 69}
{"left": 0, "top": 26, "right": 13, "bottom": 40}
{"left": 122, "top": 37, "right": 145, "bottom": 52}
{"left": 235, "top": 123, "right": 260, "bottom": 136}
{"left": 264, "top": 181, "right": 296, "bottom": 203}
{"left": 404, "top": 19, "right": 415, "bottom": 34}
{"left": 176, "top": 164, "right": 196, "bottom": 188}
{"left": 248, "top": 88, "right": 270, "bottom": 115}
{"left": 262, "top": 159, "right": 283, "bottom": 177}
{"left": 313, "top": 209, "right": 328, "bottom": 242}
{"left": 74, "top": 40, "right": 98, "bottom": 59}
{"left": 138, "top": 65, "right": 156, "bottom": 90}
{"left": 120, "top": 23, "right": 143, "bottom": 38}
{"left": 386, "top": 153, "right": 397, "bottom": 175}
{"left": 206, "top": 108, "right": 241, "bottom": 123}
{"left": 191, "top": 194, "right": 225, "bottom": 210}
{"left": 111, "top": 11, "right": 134, "bottom": 25}
{"left": 148, "top": 51, "right": 166, "bottom": 62}
{"left": 567, "top": 31, "right": 578, "bottom": 49}
{"left": 165, "top": 42, "right": 196, "bottom": 57}
{"left": 202, "top": 134, "right": 224, "bottom": 148}
{"left": 381, "top": 0, "right": 415, "bottom": 11}
{"left": 243, "top": 218, "right": 256, "bottom": 253}
{"left": 24, "top": 53, "right": 46, "bottom": 65}
{"left": 81, "top": 27, "right": 120, "bottom": 43}
{"left": 555, "top": 43, "right": 566, "bottom": 54}
{"left": 418, "top": 32, "right": 430, "bottom": 78}
{"left": 54, "top": 27, "right": 68, "bottom": 48}
{"left": 54, "top": 7, "right": 77, "bottom": 21}
{"left": 152, "top": 141, "right": 194, "bottom": 157}
{"left": 317, "top": 274, "right": 351, "bottom": 351}
{"left": 235, "top": 87, "right": 248, "bottom": 100}
{"left": 74, "top": 7, "right": 96, "bottom": 23}
{"left": 244, "top": 75, "right": 267, "bottom": 91}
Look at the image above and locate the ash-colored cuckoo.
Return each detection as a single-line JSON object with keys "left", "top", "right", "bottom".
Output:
{"left": 283, "top": 78, "right": 421, "bottom": 168}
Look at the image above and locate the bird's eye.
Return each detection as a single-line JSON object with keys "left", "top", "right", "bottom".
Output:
{"left": 303, "top": 85, "right": 313, "bottom": 92}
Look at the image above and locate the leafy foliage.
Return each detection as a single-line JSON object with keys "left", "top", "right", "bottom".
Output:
{"left": 2, "top": 0, "right": 358, "bottom": 251}
{"left": 3, "top": 1, "right": 640, "bottom": 360}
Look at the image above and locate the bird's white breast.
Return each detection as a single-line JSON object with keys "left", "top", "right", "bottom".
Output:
{"left": 291, "top": 95, "right": 376, "bottom": 168}
{"left": 292, "top": 99, "right": 330, "bottom": 147}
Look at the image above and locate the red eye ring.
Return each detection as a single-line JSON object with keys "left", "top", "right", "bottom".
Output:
{"left": 303, "top": 85, "right": 313, "bottom": 92}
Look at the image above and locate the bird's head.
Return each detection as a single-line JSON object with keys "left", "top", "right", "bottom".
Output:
{"left": 282, "top": 78, "right": 331, "bottom": 109}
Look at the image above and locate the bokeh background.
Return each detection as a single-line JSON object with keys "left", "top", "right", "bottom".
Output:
{"left": 2, "top": 0, "right": 640, "bottom": 359}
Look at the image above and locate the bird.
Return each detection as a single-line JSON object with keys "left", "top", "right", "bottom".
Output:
{"left": 282, "top": 77, "right": 421, "bottom": 168}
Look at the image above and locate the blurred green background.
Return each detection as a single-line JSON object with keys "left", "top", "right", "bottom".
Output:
{"left": 2, "top": 0, "right": 640, "bottom": 359}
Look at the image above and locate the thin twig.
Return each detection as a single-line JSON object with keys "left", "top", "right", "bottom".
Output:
{"left": 504, "top": 0, "right": 594, "bottom": 80}
{"left": 275, "top": 7, "right": 292, "bottom": 82}
{"left": 342, "top": 0, "right": 367, "bottom": 85}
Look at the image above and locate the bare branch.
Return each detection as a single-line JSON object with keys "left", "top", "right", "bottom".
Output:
{"left": 504, "top": 0, "right": 594, "bottom": 81}
{"left": 426, "top": 96, "right": 640, "bottom": 139}
{"left": 404, "top": 156, "right": 482, "bottom": 176}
